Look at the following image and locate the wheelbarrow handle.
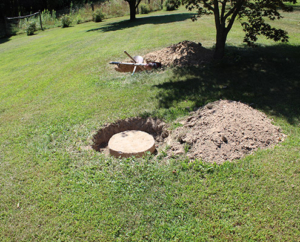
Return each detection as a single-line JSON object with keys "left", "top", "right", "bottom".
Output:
{"left": 109, "top": 62, "right": 147, "bottom": 66}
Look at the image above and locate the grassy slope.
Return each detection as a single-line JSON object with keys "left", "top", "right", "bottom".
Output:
{"left": 0, "top": 6, "right": 300, "bottom": 241}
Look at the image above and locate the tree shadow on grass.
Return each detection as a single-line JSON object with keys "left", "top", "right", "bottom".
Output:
{"left": 291, "top": 4, "right": 300, "bottom": 11}
{"left": 87, "top": 13, "right": 194, "bottom": 33}
{"left": 0, "top": 36, "right": 11, "bottom": 44}
{"left": 154, "top": 44, "right": 300, "bottom": 125}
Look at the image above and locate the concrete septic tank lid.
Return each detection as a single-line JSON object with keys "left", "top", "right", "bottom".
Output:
{"left": 108, "top": 130, "right": 155, "bottom": 158}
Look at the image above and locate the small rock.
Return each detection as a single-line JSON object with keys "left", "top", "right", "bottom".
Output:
{"left": 206, "top": 103, "right": 214, "bottom": 109}
{"left": 222, "top": 136, "right": 228, "bottom": 143}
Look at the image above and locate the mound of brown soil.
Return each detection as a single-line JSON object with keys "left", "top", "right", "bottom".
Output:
{"left": 91, "top": 101, "right": 285, "bottom": 163}
{"left": 144, "top": 40, "right": 213, "bottom": 66}
{"left": 168, "top": 100, "right": 286, "bottom": 163}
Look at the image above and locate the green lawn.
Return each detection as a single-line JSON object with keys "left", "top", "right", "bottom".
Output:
{"left": 0, "top": 6, "right": 300, "bottom": 241}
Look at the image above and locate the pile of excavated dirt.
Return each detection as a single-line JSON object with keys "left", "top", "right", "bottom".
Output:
{"left": 167, "top": 100, "right": 286, "bottom": 163}
{"left": 144, "top": 40, "right": 213, "bottom": 66}
{"left": 91, "top": 101, "right": 285, "bottom": 163}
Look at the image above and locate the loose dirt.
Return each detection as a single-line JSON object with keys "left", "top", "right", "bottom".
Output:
{"left": 92, "top": 100, "right": 285, "bottom": 163}
{"left": 144, "top": 40, "right": 213, "bottom": 66}
{"left": 167, "top": 100, "right": 286, "bottom": 163}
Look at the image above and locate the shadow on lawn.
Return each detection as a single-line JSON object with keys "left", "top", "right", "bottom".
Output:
{"left": 154, "top": 44, "right": 300, "bottom": 125}
{"left": 0, "top": 36, "right": 11, "bottom": 44}
{"left": 87, "top": 13, "right": 194, "bottom": 32}
{"left": 291, "top": 5, "right": 300, "bottom": 11}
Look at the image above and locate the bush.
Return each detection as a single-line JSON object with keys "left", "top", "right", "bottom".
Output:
{"left": 164, "top": 0, "right": 180, "bottom": 11}
{"left": 76, "top": 14, "right": 82, "bottom": 24}
{"left": 93, "top": 9, "right": 104, "bottom": 22}
{"left": 140, "top": 3, "right": 151, "bottom": 14}
{"left": 26, "top": 21, "right": 36, "bottom": 36}
{"left": 61, "top": 15, "right": 72, "bottom": 28}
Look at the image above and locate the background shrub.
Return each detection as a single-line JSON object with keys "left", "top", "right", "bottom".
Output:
{"left": 93, "top": 9, "right": 104, "bottom": 22}
{"left": 140, "top": 3, "right": 151, "bottom": 14}
{"left": 76, "top": 14, "right": 82, "bottom": 24}
{"left": 164, "top": 0, "right": 180, "bottom": 11}
{"left": 61, "top": 15, "right": 72, "bottom": 28}
{"left": 26, "top": 21, "right": 36, "bottom": 35}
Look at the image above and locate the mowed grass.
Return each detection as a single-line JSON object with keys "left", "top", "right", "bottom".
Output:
{"left": 0, "top": 6, "right": 300, "bottom": 241}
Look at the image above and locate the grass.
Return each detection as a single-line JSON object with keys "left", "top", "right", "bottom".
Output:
{"left": 1, "top": 5, "right": 300, "bottom": 241}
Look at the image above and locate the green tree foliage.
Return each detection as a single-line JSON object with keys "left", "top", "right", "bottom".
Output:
{"left": 183, "top": 0, "right": 297, "bottom": 59}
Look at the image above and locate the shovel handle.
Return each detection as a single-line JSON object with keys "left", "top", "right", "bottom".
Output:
{"left": 124, "top": 51, "right": 136, "bottom": 63}
{"left": 124, "top": 51, "right": 146, "bottom": 71}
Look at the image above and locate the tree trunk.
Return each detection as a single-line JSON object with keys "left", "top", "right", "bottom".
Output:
{"left": 213, "top": 27, "right": 228, "bottom": 60}
{"left": 129, "top": 1, "right": 136, "bottom": 21}
{"left": 4, "top": 15, "right": 10, "bottom": 37}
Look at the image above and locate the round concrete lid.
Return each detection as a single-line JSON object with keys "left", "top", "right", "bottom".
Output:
{"left": 108, "top": 130, "right": 155, "bottom": 158}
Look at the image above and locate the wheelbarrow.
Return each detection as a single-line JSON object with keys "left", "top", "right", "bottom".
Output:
{"left": 109, "top": 51, "right": 161, "bottom": 75}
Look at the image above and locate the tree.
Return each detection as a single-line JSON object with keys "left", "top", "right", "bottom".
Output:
{"left": 125, "top": 0, "right": 142, "bottom": 21}
{"left": 183, "top": 0, "right": 297, "bottom": 59}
